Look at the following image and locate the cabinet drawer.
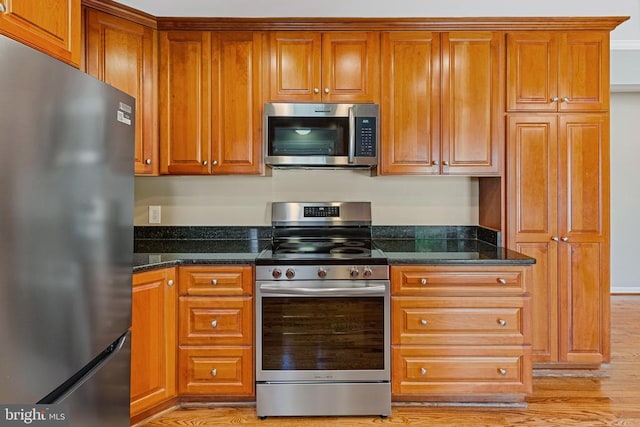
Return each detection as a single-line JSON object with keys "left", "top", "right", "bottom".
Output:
{"left": 179, "top": 297, "right": 252, "bottom": 345}
{"left": 179, "top": 265, "right": 253, "bottom": 296}
{"left": 392, "top": 346, "right": 532, "bottom": 397}
{"left": 392, "top": 296, "right": 530, "bottom": 345}
{"left": 178, "top": 347, "right": 254, "bottom": 396}
{"left": 392, "top": 266, "right": 528, "bottom": 295}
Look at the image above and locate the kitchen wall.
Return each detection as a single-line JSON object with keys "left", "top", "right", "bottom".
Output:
{"left": 135, "top": 173, "right": 478, "bottom": 226}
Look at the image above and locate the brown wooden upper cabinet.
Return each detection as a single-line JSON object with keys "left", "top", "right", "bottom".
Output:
{"left": 159, "top": 31, "right": 263, "bottom": 175}
{"left": 267, "top": 31, "right": 380, "bottom": 103}
{"left": 507, "top": 32, "right": 609, "bottom": 112}
{"left": 84, "top": 9, "right": 158, "bottom": 176}
{"left": 380, "top": 31, "right": 503, "bottom": 176}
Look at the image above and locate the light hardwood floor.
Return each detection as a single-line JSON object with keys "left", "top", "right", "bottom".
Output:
{"left": 140, "top": 295, "right": 640, "bottom": 426}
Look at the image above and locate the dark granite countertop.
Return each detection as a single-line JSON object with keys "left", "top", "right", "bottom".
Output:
{"left": 133, "top": 235, "right": 534, "bottom": 272}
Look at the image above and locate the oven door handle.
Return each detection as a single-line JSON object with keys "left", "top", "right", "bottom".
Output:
{"left": 259, "top": 284, "right": 386, "bottom": 296}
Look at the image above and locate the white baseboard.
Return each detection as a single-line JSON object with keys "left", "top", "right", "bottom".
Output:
{"left": 611, "top": 287, "right": 640, "bottom": 294}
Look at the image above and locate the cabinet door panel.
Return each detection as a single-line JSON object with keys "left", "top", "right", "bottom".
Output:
{"left": 559, "top": 242, "right": 607, "bottom": 364}
{"left": 268, "top": 32, "right": 321, "bottom": 101}
{"left": 322, "top": 32, "right": 380, "bottom": 103}
{"left": 85, "top": 10, "right": 157, "bottom": 175}
{"left": 380, "top": 32, "right": 440, "bottom": 175}
{"left": 0, "top": 0, "right": 80, "bottom": 66}
{"left": 159, "top": 31, "right": 211, "bottom": 174}
{"left": 506, "top": 32, "right": 558, "bottom": 112}
{"left": 131, "top": 268, "right": 177, "bottom": 417}
{"left": 212, "top": 32, "right": 263, "bottom": 174}
{"left": 558, "top": 32, "right": 609, "bottom": 112}
{"left": 441, "top": 32, "right": 502, "bottom": 175}
{"left": 507, "top": 115, "right": 558, "bottom": 239}
{"left": 559, "top": 114, "right": 609, "bottom": 238}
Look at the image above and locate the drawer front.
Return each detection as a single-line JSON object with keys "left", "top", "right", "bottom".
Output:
{"left": 179, "top": 265, "right": 253, "bottom": 296}
{"left": 392, "top": 296, "right": 530, "bottom": 345}
{"left": 178, "top": 347, "right": 254, "bottom": 396}
{"left": 392, "top": 266, "right": 528, "bottom": 296}
{"left": 392, "top": 346, "right": 532, "bottom": 396}
{"left": 179, "top": 297, "right": 253, "bottom": 345}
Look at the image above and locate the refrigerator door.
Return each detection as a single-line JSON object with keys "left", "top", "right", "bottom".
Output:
{"left": 0, "top": 33, "right": 134, "bottom": 411}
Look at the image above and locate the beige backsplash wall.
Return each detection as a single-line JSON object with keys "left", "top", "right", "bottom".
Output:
{"left": 134, "top": 170, "right": 479, "bottom": 226}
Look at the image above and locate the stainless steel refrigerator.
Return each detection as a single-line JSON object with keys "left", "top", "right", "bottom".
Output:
{"left": 0, "top": 35, "right": 134, "bottom": 426}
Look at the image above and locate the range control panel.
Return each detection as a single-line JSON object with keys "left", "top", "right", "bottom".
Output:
{"left": 304, "top": 206, "right": 340, "bottom": 218}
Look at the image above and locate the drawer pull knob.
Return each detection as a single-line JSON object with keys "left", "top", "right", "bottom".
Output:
{"left": 211, "top": 369, "right": 217, "bottom": 377}
{"left": 420, "top": 368, "right": 427, "bottom": 376}
{"left": 497, "top": 278, "right": 507, "bottom": 285}
{"left": 421, "top": 319, "right": 428, "bottom": 326}
{"left": 498, "top": 368, "right": 507, "bottom": 376}
{"left": 420, "top": 278, "right": 427, "bottom": 285}
{"left": 498, "top": 319, "right": 507, "bottom": 327}
{"left": 211, "top": 320, "right": 217, "bottom": 328}
{"left": 211, "top": 279, "right": 218, "bottom": 285}
{"left": 167, "top": 279, "right": 174, "bottom": 287}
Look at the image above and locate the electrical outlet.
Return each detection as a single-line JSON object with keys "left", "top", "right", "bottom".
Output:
{"left": 148, "top": 205, "right": 161, "bottom": 224}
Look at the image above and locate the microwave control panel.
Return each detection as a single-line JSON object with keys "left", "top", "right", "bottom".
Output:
{"left": 355, "top": 117, "right": 377, "bottom": 157}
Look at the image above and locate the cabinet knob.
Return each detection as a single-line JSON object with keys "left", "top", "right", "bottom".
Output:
{"left": 498, "top": 368, "right": 507, "bottom": 376}
{"left": 498, "top": 319, "right": 507, "bottom": 327}
{"left": 431, "top": 160, "right": 439, "bottom": 166}
{"left": 551, "top": 236, "right": 559, "bottom": 242}
{"left": 497, "top": 278, "right": 507, "bottom": 285}
{"left": 313, "top": 88, "right": 320, "bottom": 94}
{"left": 210, "top": 369, "right": 217, "bottom": 377}
{"left": 211, "top": 279, "right": 218, "bottom": 286}
{"left": 561, "top": 97, "right": 570, "bottom": 103}
{"left": 324, "top": 88, "right": 330, "bottom": 94}
{"left": 420, "top": 368, "right": 427, "bottom": 376}
{"left": 145, "top": 159, "right": 152, "bottom": 165}
{"left": 0, "top": 2, "right": 5, "bottom": 13}
{"left": 202, "top": 160, "right": 208, "bottom": 166}
{"left": 212, "top": 160, "right": 218, "bottom": 166}
{"left": 421, "top": 319, "right": 428, "bottom": 326}
{"left": 211, "top": 320, "right": 217, "bottom": 328}
{"left": 442, "top": 160, "right": 449, "bottom": 166}
{"left": 167, "top": 279, "right": 174, "bottom": 287}
{"left": 551, "top": 96, "right": 559, "bottom": 102}
{"left": 561, "top": 237, "right": 569, "bottom": 242}
{"left": 420, "top": 278, "right": 427, "bottom": 285}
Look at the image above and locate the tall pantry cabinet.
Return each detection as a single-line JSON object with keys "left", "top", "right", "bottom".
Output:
{"left": 506, "top": 31, "right": 610, "bottom": 366}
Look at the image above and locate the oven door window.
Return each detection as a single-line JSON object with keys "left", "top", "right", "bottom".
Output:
{"left": 261, "top": 296, "right": 384, "bottom": 371}
{"left": 268, "top": 117, "right": 348, "bottom": 156}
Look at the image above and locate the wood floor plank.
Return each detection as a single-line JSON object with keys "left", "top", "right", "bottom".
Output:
{"left": 138, "top": 295, "right": 640, "bottom": 426}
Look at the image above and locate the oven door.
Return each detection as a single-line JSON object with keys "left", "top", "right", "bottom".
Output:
{"left": 255, "top": 280, "right": 390, "bottom": 383}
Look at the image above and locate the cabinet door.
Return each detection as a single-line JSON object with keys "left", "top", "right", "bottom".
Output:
{"left": 507, "top": 115, "right": 559, "bottom": 363}
{"left": 0, "top": 0, "right": 80, "bottom": 66}
{"left": 211, "top": 32, "right": 263, "bottom": 174}
{"left": 441, "top": 32, "right": 503, "bottom": 175}
{"left": 85, "top": 10, "right": 158, "bottom": 175}
{"left": 268, "top": 31, "right": 321, "bottom": 102}
{"left": 557, "top": 114, "right": 610, "bottom": 364}
{"left": 322, "top": 32, "right": 380, "bottom": 103}
{"left": 380, "top": 32, "right": 440, "bottom": 175}
{"left": 558, "top": 32, "right": 609, "bottom": 112}
{"left": 131, "top": 268, "right": 177, "bottom": 418}
{"left": 159, "top": 31, "right": 211, "bottom": 174}
{"left": 507, "top": 32, "right": 559, "bottom": 112}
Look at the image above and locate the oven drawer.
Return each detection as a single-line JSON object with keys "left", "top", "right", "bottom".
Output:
{"left": 179, "top": 265, "right": 253, "bottom": 296}
{"left": 178, "top": 346, "right": 254, "bottom": 396}
{"left": 179, "top": 296, "right": 253, "bottom": 345}
{"left": 392, "top": 346, "right": 532, "bottom": 397}
{"left": 392, "top": 296, "right": 530, "bottom": 346}
{"left": 391, "top": 266, "right": 528, "bottom": 296}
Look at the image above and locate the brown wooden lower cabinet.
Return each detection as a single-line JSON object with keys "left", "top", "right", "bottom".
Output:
{"left": 391, "top": 265, "right": 533, "bottom": 402}
{"left": 131, "top": 267, "right": 178, "bottom": 420}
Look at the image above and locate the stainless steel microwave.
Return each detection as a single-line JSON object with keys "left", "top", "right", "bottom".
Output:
{"left": 264, "top": 103, "right": 379, "bottom": 168}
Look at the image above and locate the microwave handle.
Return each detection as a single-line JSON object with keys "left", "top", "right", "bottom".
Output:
{"left": 348, "top": 107, "right": 355, "bottom": 164}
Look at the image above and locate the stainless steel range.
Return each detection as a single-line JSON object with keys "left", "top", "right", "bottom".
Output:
{"left": 255, "top": 202, "right": 391, "bottom": 418}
